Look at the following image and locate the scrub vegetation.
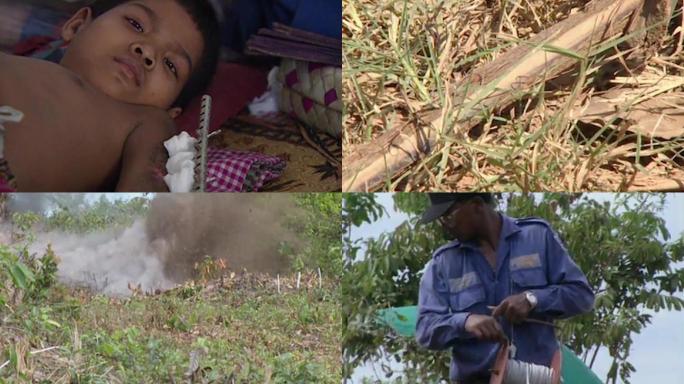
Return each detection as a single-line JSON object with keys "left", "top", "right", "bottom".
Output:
{"left": 0, "top": 194, "right": 342, "bottom": 383}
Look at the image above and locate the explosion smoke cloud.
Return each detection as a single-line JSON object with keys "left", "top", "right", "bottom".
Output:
{"left": 16, "top": 194, "right": 301, "bottom": 296}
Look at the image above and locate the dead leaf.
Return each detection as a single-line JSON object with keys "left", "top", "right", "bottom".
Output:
{"left": 571, "top": 89, "right": 684, "bottom": 139}
{"left": 184, "top": 347, "right": 208, "bottom": 383}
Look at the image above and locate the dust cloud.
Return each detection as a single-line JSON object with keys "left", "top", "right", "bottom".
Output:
{"left": 29, "top": 219, "right": 173, "bottom": 296}
{"left": 145, "top": 194, "right": 301, "bottom": 282}
{"left": 12, "top": 194, "right": 303, "bottom": 296}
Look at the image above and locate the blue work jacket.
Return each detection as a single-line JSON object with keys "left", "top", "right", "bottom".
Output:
{"left": 415, "top": 215, "right": 595, "bottom": 381}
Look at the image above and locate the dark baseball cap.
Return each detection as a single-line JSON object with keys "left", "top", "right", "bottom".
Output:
{"left": 419, "top": 193, "right": 493, "bottom": 224}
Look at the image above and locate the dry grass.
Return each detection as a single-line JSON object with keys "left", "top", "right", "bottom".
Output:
{"left": 343, "top": 0, "right": 684, "bottom": 191}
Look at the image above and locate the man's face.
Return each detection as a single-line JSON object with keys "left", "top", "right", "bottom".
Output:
{"left": 437, "top": 200, "right": 481, "bottom": 241}
{"left": 60, "top": 0, "right": 204, "bottom": 109}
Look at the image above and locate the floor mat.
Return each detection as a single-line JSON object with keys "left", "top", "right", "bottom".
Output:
{"left": 210, "top": 113, "right": 341, "bottom": 192}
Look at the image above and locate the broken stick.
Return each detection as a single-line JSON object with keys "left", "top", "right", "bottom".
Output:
{"left": 343, "top": 0, "right": 672, "bottom": 191}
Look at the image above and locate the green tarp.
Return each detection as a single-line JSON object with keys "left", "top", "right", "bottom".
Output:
{"left": 377, "top": 306, "right": 602, "bottom": 384}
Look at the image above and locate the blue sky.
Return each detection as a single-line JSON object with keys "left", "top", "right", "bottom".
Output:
{"left": 349, "top": 193, "right": 684, "bottom": 384}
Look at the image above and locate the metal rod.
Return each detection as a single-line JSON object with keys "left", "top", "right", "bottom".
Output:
{"left": 487, "top": 306, "right": 559, "bottom": 329}
{"left": 196, "top": 95, "right": 212, "bottom": 192}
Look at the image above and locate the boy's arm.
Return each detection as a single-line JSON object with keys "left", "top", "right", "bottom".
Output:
{"left": 116, "top": 114, "right": 175, "bottom": 192}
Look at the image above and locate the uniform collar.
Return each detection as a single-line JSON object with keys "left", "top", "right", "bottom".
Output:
{"left": 501, "top": 214, "right": 522, "bottom": 239}
{"left": 434, "top": 239, "right": 462, "bottom": 255}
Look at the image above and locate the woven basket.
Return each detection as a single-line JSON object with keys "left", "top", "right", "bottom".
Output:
{"left": 277, "top": 59, "right": 342, "bottom": 138}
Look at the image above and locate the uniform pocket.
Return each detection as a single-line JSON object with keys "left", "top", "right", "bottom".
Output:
{"left": 511, "top": 267, "right": 548, "bottom": 290}
{"left": 449, "top": 285, "right": 485, "bottom": 311}
{"left": 446, "top": 271, "right": 485, "bottom": 312}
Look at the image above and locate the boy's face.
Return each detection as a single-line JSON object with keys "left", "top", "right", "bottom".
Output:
{"left": 60, "top": 0, "right": 204, "bottom": 112}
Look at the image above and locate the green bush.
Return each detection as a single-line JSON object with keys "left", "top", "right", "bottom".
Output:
{"left": 289, "top": 193, "right": 343, "bottom": 277}
{"left": 45, "top": 196, "right": 149, "bottom": 233}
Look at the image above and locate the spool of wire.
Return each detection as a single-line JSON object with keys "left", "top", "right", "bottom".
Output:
{"left": 504, "top": 359, "right": 554, "bottom": 384}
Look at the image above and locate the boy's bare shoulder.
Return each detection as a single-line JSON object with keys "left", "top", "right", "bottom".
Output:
{"left": 117, "top": 106, "right": 177, "bottom": 192}
{"left": 0, "top": 50, "right": 13, "bottom": 63}
{"left": 130, "top": 106, "right": 177, "bottom": 137}
{"left": 0, "top": 51, "right": 87, "bottom": 91}
{"left": 120, "top": 105, "right": 177, "bottom": 153}
{"left": 0, "top": 52, "right": 31, "bottom": 84}
{"left": 1, "top": 51, "right": 60, "bottom": 72}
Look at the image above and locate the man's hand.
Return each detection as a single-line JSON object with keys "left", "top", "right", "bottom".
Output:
{"left": 464, "top": 314, "right": 507, "bottom": 343}
{"left": 492, "top": 293, "right": 533, "bottom": 323}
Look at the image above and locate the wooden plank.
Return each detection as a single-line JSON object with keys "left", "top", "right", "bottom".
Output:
{"left": 246, "top": 36, "right": 341, "bottom": 66}
{"left": 343, "top": 0, "right": 669, "bottom": 191}
{"left": 246, "top": 23, "right": 342, "bottom": 66}
{"left": 272, "top": 23, "right": 342, "bottom": 50}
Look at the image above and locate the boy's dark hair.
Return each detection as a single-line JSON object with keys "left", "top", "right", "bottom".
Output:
{"left": 88, "top": 0, "right": 220, "bottom": 109}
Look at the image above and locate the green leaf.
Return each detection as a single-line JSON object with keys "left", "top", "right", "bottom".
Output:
{"left": 8, "top": 262, "right": 34, "bottom": 290}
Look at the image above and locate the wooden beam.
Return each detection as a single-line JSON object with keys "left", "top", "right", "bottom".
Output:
{"left": 343, "top": 0, "right": 670, "bottom": 191}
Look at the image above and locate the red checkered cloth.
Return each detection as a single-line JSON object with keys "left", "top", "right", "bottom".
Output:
{"left": 206, "top": 147, "right": 286, "bottom": 192}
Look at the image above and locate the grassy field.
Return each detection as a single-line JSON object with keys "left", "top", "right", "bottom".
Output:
{"left": 1, "top": 262, "right": 340, "bottom": 383}
{"left": 343, "top": 0, "right": 684, "bottom": 191}
{"left": 0, "top": 193, "right": 343, "bottom": 383}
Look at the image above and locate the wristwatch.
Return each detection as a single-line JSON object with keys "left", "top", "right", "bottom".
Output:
{"left": 524, "top": 291, "right": 538, "bottom": 309}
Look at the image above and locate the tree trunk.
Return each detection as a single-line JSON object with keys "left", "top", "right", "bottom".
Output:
{"left": 589, "top": 344, "right": 602, "bottom": 369}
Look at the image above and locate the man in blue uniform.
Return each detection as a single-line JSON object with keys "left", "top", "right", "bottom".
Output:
{"left": 415, "top": 193, "right": 594, "bottom": 383}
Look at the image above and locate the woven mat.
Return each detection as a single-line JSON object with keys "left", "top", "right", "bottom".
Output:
{"left": 210, "top": 113, "right": 341, "bottom": 192}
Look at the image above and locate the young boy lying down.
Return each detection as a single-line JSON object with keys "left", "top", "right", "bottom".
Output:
{"left": 0, "top": 0, "right": 220, "bottom": 191}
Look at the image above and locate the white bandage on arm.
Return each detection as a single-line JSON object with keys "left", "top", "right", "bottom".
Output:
{"left": 0, "top": 106, "right": 24, "bottom": 158}
{"left": 163, "top": 131, "right": 197, "bottom": 192}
